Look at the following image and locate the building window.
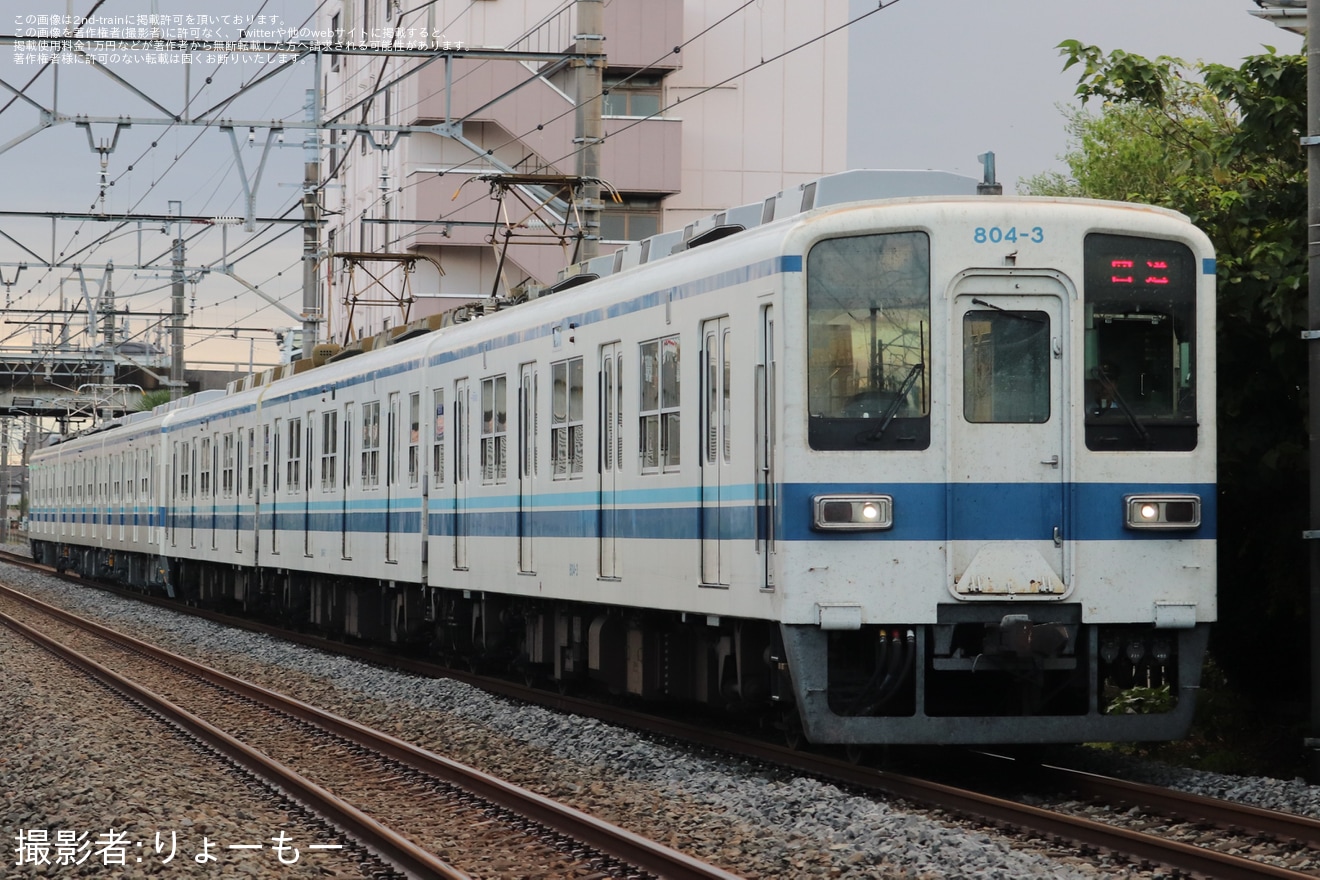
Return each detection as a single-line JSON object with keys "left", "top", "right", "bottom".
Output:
{"left": 640, "top": 335, "right": 680, "bottom": 472}
{"left": 600, "top": 197, "right": 660, "bottom": 242}
{"left": 551, "top": 358, "right": 583, "bottom": 479}
{"left": 603, "top": 73, "right": 662, "bottom": 118}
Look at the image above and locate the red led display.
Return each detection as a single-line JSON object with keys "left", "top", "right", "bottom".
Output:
{"left": 1098, "top": 254, "right": 1175, "bottom": 288}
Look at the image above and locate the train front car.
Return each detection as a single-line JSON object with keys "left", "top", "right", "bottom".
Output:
{"left": 776, "top": 198, "right": 1215, "bottom": 745}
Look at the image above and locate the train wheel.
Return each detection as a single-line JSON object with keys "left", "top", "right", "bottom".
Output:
{"left": 781, "top": 708, "right": 806, "bottom": 751}
{"left": 844, "top": 744, "right": 868, "bottom": 765}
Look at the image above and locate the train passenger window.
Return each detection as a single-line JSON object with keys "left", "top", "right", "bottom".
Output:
{"left": 222, "top": 433, "right": 235, "bottom": 497}
{"left": 480, "top": 377, "right": 508, "bottom": 484}
{"left": 432, "top": 389, "right": 445, "bottom": 485}
{"left": 408, "top": 392, "right": 420, "bottom": 486}
{"left": 247, "top": 429, "right": 255, "bottom": 496}
{"left": 321, "top": 411, "right": 338, "bottom": 490}
{"left": 286, "top": 419, "right": 302, "bottom": 491}
{"left": 551, "top": 358, "right": 584, "bottom": 479}
{"left": 963, "top": 311, "right": 1051, "bottom": 423}
{"left": 639, "top": 336, "right": 680, "bottom": 472}
{"left": 261, "top": 426, "right": 270, "bottom": 492}
{"left": 361, "top": 402, "right": 380, "bottom": 487}
{"left": 1083, "top": 234, "right": 1198, "bottom": 451}
{"left": 201, "top": 438, "right": 212, "bottom": 497}
{"left": 806, "top": 231, "right": 931, "bottom": 451}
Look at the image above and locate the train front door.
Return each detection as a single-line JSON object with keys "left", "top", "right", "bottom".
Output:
{"left": 949, "top": 276, "right": 1068, "bottom": 597}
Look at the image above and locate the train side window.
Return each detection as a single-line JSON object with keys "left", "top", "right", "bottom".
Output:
{"left": 805, "top": 231, "right": 931, "bottom": 451}
{"left": 261, "top": 425, "right": 271, "bottom": 493}
{"left": 321, "top": 411, "right": 338, "bottom": 490}
{"left": 201, "top": 437, "right": 212, "bottom": 497}
{"left": 286, "top": 418, "right": 302, "bottom": 491}
{"left": 361, "top": 401, "right": 380, "bottom": 487}
{"left": 432, "top": 389, "right": 445, "bottom": 486}
{"left": 407, "top": 392, "right": 420, "bottom": 487}
{"left": 480, "top": 376, "right": 508, "bottom": 484}
{"left": 551, "top": 358, "right": 584, "bottom": 479}
{"left": 247, "top": 429, "right": 255, "bottom": 496}
{"left": 223, "top": 433, "right": 235, "bottom": 497}
{"left": 639, "top": 335, "right": 680, "bottom": 473}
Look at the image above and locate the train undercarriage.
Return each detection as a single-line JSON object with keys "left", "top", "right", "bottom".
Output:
{"left": 33, "top": 538, "right": 1207, "bottom": 746}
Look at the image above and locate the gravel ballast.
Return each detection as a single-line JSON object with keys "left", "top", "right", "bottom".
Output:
{"left": 1, "top": 561, "right": 1296, "bottom": 878}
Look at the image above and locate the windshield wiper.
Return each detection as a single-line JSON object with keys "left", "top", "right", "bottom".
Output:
{"left": 970, "top": 298, "right": 1046, "bottom": 322}
{"left": 859, "top": 363, "right": 924, "bottom": 442}
{"left": 1090, "top": 366, "right": 1150, "bottom": 443}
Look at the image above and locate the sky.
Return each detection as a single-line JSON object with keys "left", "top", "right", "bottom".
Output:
{"left": 846, "top": 0, "right": 1305, "bottom": 189}
{"left": 0, "top": 0, "right": 1306, "bottom": 373}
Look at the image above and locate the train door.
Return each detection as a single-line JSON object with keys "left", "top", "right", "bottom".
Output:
{"left": 757, "top": 305, "right": 776, "bottom": 591}
{"left": 385, "top": 392, "right": 398, "bottom": 563}
{"left": 304, "top": 415, "right": 314, "bottom": 558}
{"left": 454, "top": 377, "right": 469, "bottom": 570}
{"left": 341, "top": 403, "right": 353, "bottom": 560}
{"left": 700, "top": 318, "right": 732, "bottom": 587}
{"left": 270, "top": 421, "right": 280, "bottom": 555}
{"left": 949, "top": 280, "right": 1068, "bottom": 596}
{"left": 518, "top": 363, "right": 537, "bottom": 573}
{"left": 234, "top": 432, "right": 243, "bottom": 552}
{"left": 598, "top": 343, "right": 622, "bottom": 579}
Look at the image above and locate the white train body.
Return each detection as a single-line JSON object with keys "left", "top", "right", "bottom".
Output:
{"left": 29, "top": 176, "right": 1216, "bottom": 744}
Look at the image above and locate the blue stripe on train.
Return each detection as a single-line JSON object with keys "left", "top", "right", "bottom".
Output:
{"left": 41, "top": 481, "right": 1214, "bottom": 542}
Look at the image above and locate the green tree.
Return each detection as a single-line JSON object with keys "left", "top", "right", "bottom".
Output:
{"left": 136, "top": 389, "right": 174, "bottom": 412}
{"left": 1024, "top": 42, "right": 1308, "bottom": 701}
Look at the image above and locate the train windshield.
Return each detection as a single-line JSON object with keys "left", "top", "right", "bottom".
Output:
{"left": 1083, "top": 233, "right": 1199, "bottom": 451}
{"left": 805, "top": 231, "right": 931, "bottom": 450}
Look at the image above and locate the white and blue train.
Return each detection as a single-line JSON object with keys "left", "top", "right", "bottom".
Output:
{"left": 27, "top": 170, "right": 1216, "bottom": 745}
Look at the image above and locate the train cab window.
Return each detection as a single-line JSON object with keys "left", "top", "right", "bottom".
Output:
{"left": 1083, "top": 234, "right": 1198, "bottom": 451}
{"left": 806, "top": 231, "right": 931, "bottom": 451}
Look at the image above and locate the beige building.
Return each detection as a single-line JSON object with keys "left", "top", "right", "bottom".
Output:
{"left": 319, "top": 0, "right": 849, "bottom": 340}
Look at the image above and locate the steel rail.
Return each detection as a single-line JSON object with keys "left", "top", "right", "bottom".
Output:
{"left": 0, "top": 580, "right": 742, "bottom": 880}
{"left": 0, "top": 606, "right": 467, "bottom": 880}
{"left": 3, "top": 552, "right": 1309, "bottom": 878}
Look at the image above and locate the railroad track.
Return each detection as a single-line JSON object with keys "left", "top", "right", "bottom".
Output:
{"left": 0, "top": 581, "right": 741, "bottom": 880}
{"left": 3, "top": 549, "right": 1317, "bottom": 879}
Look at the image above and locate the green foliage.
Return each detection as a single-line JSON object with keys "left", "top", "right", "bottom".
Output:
{"left": 136, "top": 389, "right": 175, "bottom": 412}
{"left": 1106, "top": 685, "right": 1174, "bottom": 716}
{"left": 1031, "top": 43, "right": 1308, "bottom": 703}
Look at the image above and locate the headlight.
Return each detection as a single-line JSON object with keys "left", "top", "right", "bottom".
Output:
{"left": 812, "top": 494, "right": 893, "bottom": 531}
{"left": 1124, "top": 494, "right": 1201, "bottom": 530}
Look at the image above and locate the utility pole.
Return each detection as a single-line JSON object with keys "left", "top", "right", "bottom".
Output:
{"left": 301, "top": 88, "right": 322, "bottom": 358}
{"left": 170, "top": 201, "right": 186, "bottom": 400}
{"left": 574, "top": 0, "right": 604, "bottom": 262}
{"left": 1307, "top": 0, "right": 1320, "bottom": 780}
